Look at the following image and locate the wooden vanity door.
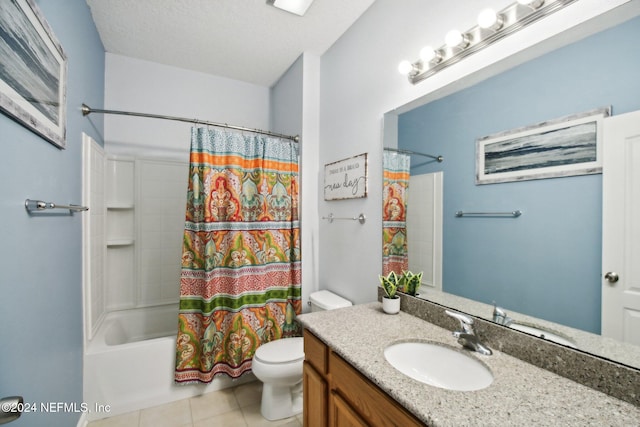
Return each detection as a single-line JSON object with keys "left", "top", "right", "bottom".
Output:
{"left": 303, "top": 329, "right": 424, "bottom": 427}
{"left": 303, "top": 362, "right": 327, "bottom": 427}
{"left": 330, "top": 392, "right": 368, "bottom": 427}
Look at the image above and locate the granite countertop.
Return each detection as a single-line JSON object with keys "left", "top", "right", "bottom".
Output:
{"left": 299, "top": 303, "right": 640, "bottom": 427}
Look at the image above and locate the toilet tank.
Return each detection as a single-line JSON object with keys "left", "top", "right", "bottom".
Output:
{"left": 309, "top": 290, "right": 352, "bottom": 312}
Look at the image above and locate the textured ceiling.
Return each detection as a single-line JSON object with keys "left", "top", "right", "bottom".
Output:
{"left": 86, "top": 0, "right": 376, "bottom": 87}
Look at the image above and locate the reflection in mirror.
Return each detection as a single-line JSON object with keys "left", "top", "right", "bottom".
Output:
{"left": 383, "top": 147, "right": 444, "bottom": 292}
{"left": 382, "top": 11, "right": 640, "bottom": 370}
{"left": 382, "top": 150, "right": 410, "bottom": 277}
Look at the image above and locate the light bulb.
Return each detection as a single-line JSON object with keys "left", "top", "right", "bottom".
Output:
{"left": 478, "top": 9, "right": 503, "bottom": 30}
{"left": 398, "top": 60, "right": 414, "bottom": 75}
{"left": 445, "top": 30, "right": 469, "bottom": 48}
{"left": 419, "top": 46, "right": 440, "bottom": 63}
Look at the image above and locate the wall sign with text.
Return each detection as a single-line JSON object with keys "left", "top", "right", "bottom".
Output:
{"left": 324, "top": 153, "right": 368, "bottom": 201}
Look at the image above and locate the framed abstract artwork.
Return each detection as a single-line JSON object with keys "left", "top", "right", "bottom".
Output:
{"left": 476, "top": 107, "right": 610, "bottom": 185}
{"left": 0, "top": 0, "right": 67, "bottom": 148}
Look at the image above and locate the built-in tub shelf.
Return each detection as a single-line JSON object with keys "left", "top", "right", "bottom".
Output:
{"left": 107, "top": 239, "right": 135, "bottom": 247}
{"left": 106, "top": 199, "right": 134, "bottom": 249}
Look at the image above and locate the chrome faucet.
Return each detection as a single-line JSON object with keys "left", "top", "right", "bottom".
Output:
{"left": 492, "top": 303, "right": 513, "bottom": 326}
{"left": 445, "top": 309, "right": 492, "bottom": 355}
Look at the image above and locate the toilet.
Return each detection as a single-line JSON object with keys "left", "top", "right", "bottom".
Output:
{"left": 251, "top": 290, "right": 352, "bottom": 421}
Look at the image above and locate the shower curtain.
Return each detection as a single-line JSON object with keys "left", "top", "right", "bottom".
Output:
{"left": 175, "top": 127, "right": 302, "bottom": 383}
{"left": 382, "top": 151, "right": 410, "bottom": 276}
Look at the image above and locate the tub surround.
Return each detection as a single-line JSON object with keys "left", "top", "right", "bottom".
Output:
{"left": 299, "top": 302, "right": 640, "bottom": 426}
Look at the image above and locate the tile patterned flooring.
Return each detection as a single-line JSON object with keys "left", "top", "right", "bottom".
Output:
{"left": 87, "top": 381, "right": 302, "bottom": 427}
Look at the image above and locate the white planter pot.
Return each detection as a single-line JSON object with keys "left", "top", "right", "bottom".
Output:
{"left": 382, "top": 297, "right": 400, "bottom": 314}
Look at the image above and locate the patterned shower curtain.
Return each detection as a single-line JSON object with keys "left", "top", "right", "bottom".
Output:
{"left": 175, "top": 127, "right": 302, "bottom": 383}
{"left": 382, "top": 151, "right": 410, "bottom": 276}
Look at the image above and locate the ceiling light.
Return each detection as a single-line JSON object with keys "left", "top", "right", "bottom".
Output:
{"left": 267, "top": 0, "right": 314, "bottom": 16}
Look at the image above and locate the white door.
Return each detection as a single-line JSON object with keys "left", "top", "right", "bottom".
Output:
{"left": 406, "top": 172, "right": 443, "bottom": 291}
{"left": 602, "top": 110, "right": 640, "bottom": 344}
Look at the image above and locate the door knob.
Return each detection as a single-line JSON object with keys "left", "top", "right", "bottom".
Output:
{"left": 604, "top": 272, "right": 619, "bottom": 284}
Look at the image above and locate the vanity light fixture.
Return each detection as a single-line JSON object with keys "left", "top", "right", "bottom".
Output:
{"left": 398, "top": 0, "right": 579, "bottom": 82}
{"left": 266, "top": 0, "right": 314, "bottom": 16}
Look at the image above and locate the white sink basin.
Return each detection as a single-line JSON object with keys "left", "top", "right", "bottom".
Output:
{"left": 509, "top": 323, "right": 577, "bottom": 348}
{"left": 384, "top": 342, "right": 493, "bottom": 391}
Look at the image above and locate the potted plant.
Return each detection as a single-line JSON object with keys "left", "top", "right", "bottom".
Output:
{"left": 379, "top": 271, "right": 401, "bottom": 314}
{"left": 402, "top": 270, "right": 423, "bottom": 297}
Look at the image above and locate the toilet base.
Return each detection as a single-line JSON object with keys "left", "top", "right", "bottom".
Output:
{"left": 260, "top": 381, "right": 303, "bottom": 421}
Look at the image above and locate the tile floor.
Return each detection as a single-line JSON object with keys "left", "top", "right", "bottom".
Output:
{"left": 87, "top": 381, "right": 302, "bottom": 427}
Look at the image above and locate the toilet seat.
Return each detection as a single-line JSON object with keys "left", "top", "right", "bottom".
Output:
{"left": 254, "top": 337, "right": 304, "bottom": 364}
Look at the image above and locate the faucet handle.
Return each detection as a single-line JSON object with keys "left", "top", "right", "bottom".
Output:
{"left": 492, "top": 302, "right": 512, "bottom": 326}
{"left": 445, "top": 309, "right": 475, "bottom": 335}
{"left": 493, "top": 302, "right": 506, "bottom": 318}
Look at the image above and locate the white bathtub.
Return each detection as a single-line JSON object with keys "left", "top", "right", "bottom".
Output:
{"left": 84, "top": 305, "right": 254, "bottom": 421}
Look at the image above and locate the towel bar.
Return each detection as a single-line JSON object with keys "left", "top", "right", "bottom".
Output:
{"left": 322, "top": 213, "right": 366, "bottom": 224}
{"left": 455, "top": 210, "right": 521, "bottom": 218}
{"left": 25, "top": 199, "right": 89, "bottom": 213}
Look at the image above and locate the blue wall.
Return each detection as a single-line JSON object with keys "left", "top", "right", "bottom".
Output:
{"left": 399, "top": 16, "right": 640, "bottom": 334}
{"left": 0, "top": 0, "right": 104, "bottom": 425}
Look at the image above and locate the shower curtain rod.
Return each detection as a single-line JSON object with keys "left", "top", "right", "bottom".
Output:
{"left": 81, "top": 104, "right": 300, "bottom": 142}
{"left": 384, "top": 147, "right": 443, "bottom": 162}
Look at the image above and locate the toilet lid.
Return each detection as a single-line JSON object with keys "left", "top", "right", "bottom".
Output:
{"left": 254, "top": 337, "right": 304, "bottom": 364}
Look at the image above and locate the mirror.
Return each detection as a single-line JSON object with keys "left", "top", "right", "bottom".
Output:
{"left": 382, "top": 9, "right": 640, "bottom": 370}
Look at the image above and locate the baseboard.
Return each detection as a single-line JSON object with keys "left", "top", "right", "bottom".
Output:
{"left": 76, "top": 412, "right": 89, "bottom": 427}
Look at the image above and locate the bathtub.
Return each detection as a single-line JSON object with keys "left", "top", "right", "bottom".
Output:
{"left": 83, "top": 304, "right": 254, "bottom": 421}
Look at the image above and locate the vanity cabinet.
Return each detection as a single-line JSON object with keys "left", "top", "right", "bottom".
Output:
{"left": 303, "top": 330, "right": 424, "bottom": 427}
